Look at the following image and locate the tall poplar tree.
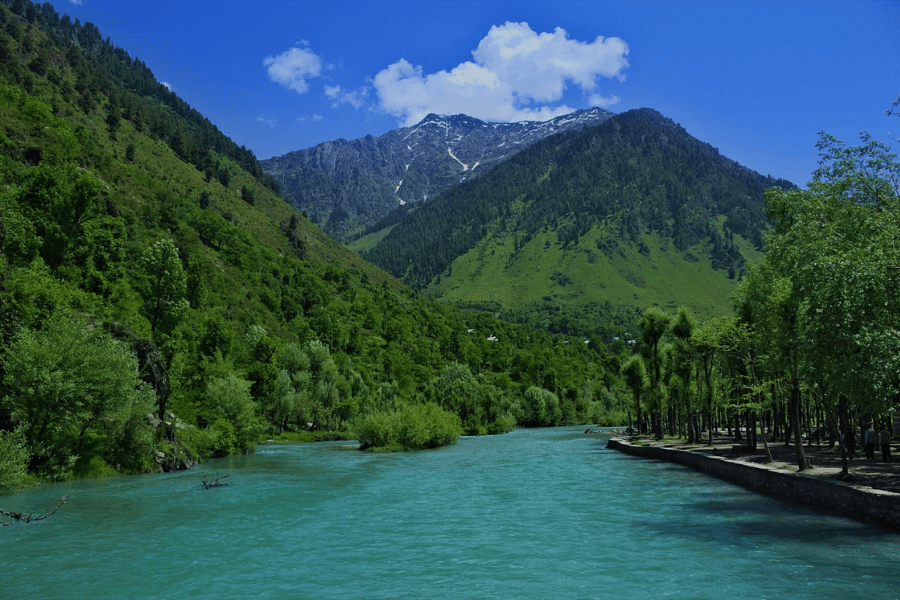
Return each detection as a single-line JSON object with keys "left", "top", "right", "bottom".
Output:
{"left": 762, "top": 132, "right": 900, "bottom": 469}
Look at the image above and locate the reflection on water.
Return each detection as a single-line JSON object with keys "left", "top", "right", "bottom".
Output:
{"left": 1, "top": 427, "right": 897, "bottom": 599}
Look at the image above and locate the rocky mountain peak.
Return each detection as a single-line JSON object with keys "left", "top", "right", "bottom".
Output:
{"left": 261, "top": 107, "right": 615, "bottom": 242}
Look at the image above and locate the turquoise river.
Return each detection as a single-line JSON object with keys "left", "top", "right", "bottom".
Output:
{"left": 2, "top": 426, "right": 899, "bottom": 599}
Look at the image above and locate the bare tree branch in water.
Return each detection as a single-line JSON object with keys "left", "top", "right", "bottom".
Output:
{"left": 201, "top": 474, "right": 230, "bottom": 489}
{"left": 1, "top": 494, "right": 69, "bottom": 526}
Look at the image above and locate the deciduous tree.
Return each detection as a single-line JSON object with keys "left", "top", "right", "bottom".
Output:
{"left": 140, "top": 238, "right": 189, "bottom": 337}
{"left": 1, "top": 313, "right": 155, "bottom": 479}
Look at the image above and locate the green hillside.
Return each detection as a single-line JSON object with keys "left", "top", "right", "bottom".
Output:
{"left": 362, "top": 108, "right": 790, "bottom": 323}
{"left": 347, "top": 223, "right": 398, "bottom": 254}
{"left": 428, "top": 225, "right": 763, "bottom": 319}
{"left": 0, "top": 0, "right": 625, "bottom": 489}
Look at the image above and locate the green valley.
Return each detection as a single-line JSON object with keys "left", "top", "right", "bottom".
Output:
{"left": 0, "top": 0, "right": 627, "bottom": 491}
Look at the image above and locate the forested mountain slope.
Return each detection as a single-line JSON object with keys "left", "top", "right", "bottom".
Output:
{"left": 361, "top": 108, "right": 793, "bottom": 318}
{"left": 0, "top": 0, "right": 624, "bottom": 488}
{"left": 261, "top": 109, "right": 613, "bottom": 242}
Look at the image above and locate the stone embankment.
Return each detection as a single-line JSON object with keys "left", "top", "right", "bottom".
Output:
{"left": 608, "top": 437, "right": 900, "bottom": 532}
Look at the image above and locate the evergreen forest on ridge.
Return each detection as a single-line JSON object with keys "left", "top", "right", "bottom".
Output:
{"left": 357, "top": 108, "right": 793, "bottom": 320}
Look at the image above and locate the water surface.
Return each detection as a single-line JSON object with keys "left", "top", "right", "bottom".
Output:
{"left": 2, "top": 427, "right": 897, "bottom": 599}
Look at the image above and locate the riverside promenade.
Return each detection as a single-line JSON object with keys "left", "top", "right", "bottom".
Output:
{"left": 607, "top": 433, "right": 900, "bottom": 531}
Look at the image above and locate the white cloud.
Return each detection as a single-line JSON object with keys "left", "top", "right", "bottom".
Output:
{"left": 160, "top": 81, "right": 172, "bottom": 91}
{"left": 264, "top": 46, "right": 323, "bottom": 94}
{"left": 69, "top": 0, "right": 84, "bottom": 5}
{"left": 297, "top": 114, "right": 324, "bottom": 124}
{"left": 589, "top": 93, "right": 620, "bottom": 108}
{"left": 373, "top": 21, "right": 629, "bottom": 125}
{"left": 256, "top": 115, "right": 277, "bottom": 127}
{"left": 325, "top": 84, "right": 369, "bottom": 109}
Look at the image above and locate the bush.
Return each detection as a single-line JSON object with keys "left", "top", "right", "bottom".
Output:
{"left": 354, "top": 402, "right": 462, "bottom": 451}
{"left": 177, "top": 426, "right": 219, "bottom": 459}
{"left": 354, "top": 411, "right": 399, "bottom": 449}
{"left": 0, "top": 428, "right": 31, "bottom": 494}
{"left": 591, "top": 407, "right": 629, "bottom": 427}
{"left": 519, "top": 386, "right": 562, "bottom": 427}
{"left": 487, "top": 414, "right": 517, "bottom": 435}
{"left": 71, "top": 455, "right": 118, "bottom": 479}
{"left": 201, "top": 373, "right": 263, "bottom": 454}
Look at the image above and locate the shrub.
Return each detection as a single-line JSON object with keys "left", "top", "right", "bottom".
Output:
{"left": 0, "top": 428, "right": 31, "bottom": 494}
{"left": 353, "top": 402, "right": 462, "bottom": 451}
{"left": 201, "top": 373, "right": 263, "bottom": 454}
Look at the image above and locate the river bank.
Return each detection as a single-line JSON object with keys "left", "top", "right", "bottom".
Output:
{"left": 607, "top": 434, "right": 900, "bottom": 532}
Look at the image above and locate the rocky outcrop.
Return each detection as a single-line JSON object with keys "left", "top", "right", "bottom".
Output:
{"left": 149, "top": 412, "right": 198, "bottom": 472}
{"left": 261, "top": 108, "right": 614, "bottom": 241}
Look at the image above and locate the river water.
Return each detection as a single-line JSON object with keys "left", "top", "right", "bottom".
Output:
{"left": 2, "top": 427, "right": 898, "bottom": 599}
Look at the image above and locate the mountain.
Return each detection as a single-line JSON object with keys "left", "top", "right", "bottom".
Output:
{"left": 0, "top": 0, "right": 624, "bottom": 483}
{"left": 260, "top": 108, "right": 614, "bottom": 242}
{"left": 360, "top": 108, "right": 793, "bottom": 319}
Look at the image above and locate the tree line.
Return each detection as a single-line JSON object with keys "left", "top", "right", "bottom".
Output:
{"left": 620, "top": 130, "right": 900, "bottom": 474}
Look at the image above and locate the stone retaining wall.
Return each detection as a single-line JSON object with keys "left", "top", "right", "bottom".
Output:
{"left": 607, "top": 437, "right": 900, "bottom": 532}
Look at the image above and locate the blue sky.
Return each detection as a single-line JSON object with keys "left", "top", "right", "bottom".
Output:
{"left": 57, "top": 0, "right": 898, "bottom": 187}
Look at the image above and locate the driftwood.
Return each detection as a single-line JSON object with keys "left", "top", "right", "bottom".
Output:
{"left": 1, "top": 494, "right": 69, "bottom": 526}
{"left": 201, "top": 474, "right": 230, "bottom": 489}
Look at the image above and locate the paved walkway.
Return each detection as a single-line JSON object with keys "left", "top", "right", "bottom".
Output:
{"left": 627, "top": 432, "right": 900, "bottom": 495}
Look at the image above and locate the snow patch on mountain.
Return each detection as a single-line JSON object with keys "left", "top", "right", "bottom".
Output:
{"left": 261, "top": 107, "right": 615, "bottom": 242}
{"left": 447, "top": 147, "right": 468, "bottom": 171}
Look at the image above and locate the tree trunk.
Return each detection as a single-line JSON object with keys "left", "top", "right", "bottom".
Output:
{"left": 634, "top": 392, "right": 643, "bottom": 434}
{"left": 758, "top": 409, "right": 774, "bottom": 463}
{"left": 791, "top": 381, "right": 808, "bottom": 470}
{"left": 771, "top": 390, "right": 781, "bottom": 442}
{"left": 747, "top": 411, "right": 756, "bottom": 450}
{"left": 837, "top": 397, "right": 849, "bottom": 476}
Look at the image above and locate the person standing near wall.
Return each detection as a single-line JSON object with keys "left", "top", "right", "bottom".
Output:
{"left": 864, "top": 425, "right": 878, "bottom": 461}
{"left": 879, "top": 426, "right": 892, "bottom": 462}
{"left": 843, "top": 429, "right": 856, "bottom": 459}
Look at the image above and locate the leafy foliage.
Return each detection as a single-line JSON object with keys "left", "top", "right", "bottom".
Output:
{"left": 764, "top": 132, "right": 900, "bottom": 415}
{"left": 140, "top": 238, "right": 189, "bottom": 336}
{"left": 615, "top": 128, "right": 900, "bottom": 471}
{"left": 1, "top": 313, "right": 155, "bottom": 479}
{"left": 0, "top": 427, "right": 30, "bottom": 493}
{"left": 354, "top": 402, "right": 463, "bottom": 451}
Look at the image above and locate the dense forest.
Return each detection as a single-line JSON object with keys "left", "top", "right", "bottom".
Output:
{"left": 0, "top": 0, "right": 629, "bottom": 492}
